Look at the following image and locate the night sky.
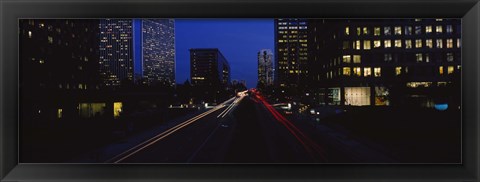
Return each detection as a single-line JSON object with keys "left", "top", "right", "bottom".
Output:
{"left": 174, "top": 19, "right": 274, "bottom": 88}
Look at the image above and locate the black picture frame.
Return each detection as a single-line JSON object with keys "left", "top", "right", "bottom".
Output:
{"left": 1, "top": 0, "right": 479, "bottom": 181}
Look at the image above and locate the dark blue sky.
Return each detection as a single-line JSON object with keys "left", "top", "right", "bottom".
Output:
{"left": 174, "top": 19, "right": 274, "bottom": 88}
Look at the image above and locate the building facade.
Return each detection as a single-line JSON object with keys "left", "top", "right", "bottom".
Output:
{"left": 257, "top": 49, "right": 274, "bottom": 87}
{"left": 99, "top": 19, "right": 134, "bottom": 88}
{"left": 308, "top": 19, "right": 461, "bottom": 107}
{"left": 274, "top": 19, "right": 309, "bottom": 93}
{"left": 190, "top": 48, "right": 231, "bottom": 102}
{"left": 138, "top": 19, "right": 176, "bottom": 87}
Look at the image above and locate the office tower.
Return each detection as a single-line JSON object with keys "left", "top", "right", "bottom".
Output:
{"left": 99, "top": 19, "right": 134, "bottom": 87}
{"left": 138, "top": 19, "right": 175, "bottom": 87}
{"left": 274, "top": 19, "right": 309, "bottom": 90}
{"left": 20, "top": 19, "right": 100, "bottom": 91}
{"left": 258, "top": 49, "right": 274, "bottom": 87}
{"left": 308, "top": 19, "right": 461, "bottom": 107}
{"left": 190, "top": 48, "right": 231, "bottom": 102}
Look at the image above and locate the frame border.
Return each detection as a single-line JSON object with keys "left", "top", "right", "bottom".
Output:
{"left": 1, "top": 0, "right": 479, "bottom": 181}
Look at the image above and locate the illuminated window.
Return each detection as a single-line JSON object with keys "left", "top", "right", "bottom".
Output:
{"left": 436, "top": 25, "right": 443, "bottom": 33}
{"left": 416, "top": 53, "right": 423, "bottom": 62}
{"left": 343, "top": 41, "right": 350, "bottom": 49}
{"left": 353, "top": 55, "right": 361, "bottom": 63}
{"left": 439, "top": 66, "right": 444, "bottom": 75}
{"left": 374, "top": 67, "right": 381, "bottom": 77}
{"left": 395, "top": 67, "right": 402, "bottom": 75}
{"left": 384, "top": 54, "right": 392, "bottom": 62}
{"left": 363, "top": 27, "right": 369, "bottom": 35}
{"left": 363, "top": 40, "right": 371, "bottom": 50}
{"left": 353, "top": 67, "right": 362, "bottom": 76}
{"left": 447, "top": 53, "right": 454, "bottom": 62}
{"left": 405, "top": 40, "right": 412, "bottom": 49}
{"left": 48, "top": 36, "right": 53, "bottom": 44}
{"left": 457, "top": 38, "right": 461, "bottom": 48}
{"left": 425, "top": 53, "right": 430, "bottom": 62}
{"left": 426, "top": 39, "right": 433, "bottom": 48}
{"left": 57, "top": 109, "right": 63, "bottom": 119}
{"left": 436, "top": 39, "right": 443, "bottom": 48}
{"left": 446, "top": 39, "right": 453, "bottom": 48}
{"left": 394, "top": 26, "right": 402, "bottom": 35}
{"left": 342, "top": 55, "right": 351, "bottom": 63}
{"left": 384, "top": 27, "right": 391, "bottom": 35}
{"left": 405, "top": 26, "right": 412, "bottom": 35}
{"left": 415, "top": 26, "right": 422, "bottom": 35}
{"left": 355, "top": 40, "right": 361, "bottom": 50}
{"left": 448, "top": 66, "right": 454, "bottom": 74}
{"left": 384, "top": 40, "right": 391, "bottom": 48}
{"left": 114, "top": 102, "right": 123, "bottom": 119}
{"left": 345, "top": 26, "right": 350, "bottom": 35}
{"left": 415, "top": 39, "right": 422, "bottom": 48}
{"left": 446, "top": 25, "right": 453, "bottom": 33}
{"left": 357, "top": 27, "right": 361, "bottom": 36}
{"left": 28, "top": 31, "right": 32, "bottom": 38}
{"left": 343, "top": 67, "right": 351, "bottom": 76}
{"left": 374, "top": 27, "right": 381, "bottom": 36}
{"left": 364, "top": 67, "right": 371, "bottom": 77}
{"left": 426, "top": 26, "right": 432, "bottom": 33}
{"left": 406, "top": 82, "right": 432, "bottom": 88}
{"left": 374, "top": 40, "right": 381, "bottom": 48}
{"left": 394, "top": 40, "right": 402, "bottom": 48}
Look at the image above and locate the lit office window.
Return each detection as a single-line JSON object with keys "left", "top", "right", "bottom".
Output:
{"left": 384, "top": 26, "right": 391, "bottom": 35}
{"left": 384, "top": 54, "right": 392, "bottom": 62}
{"left": 355, "top": 40, "right": 361, "bottom": 50}
{"left": 374, "top": 27, "right": 381, "bottom": 36}
{"left": 425, "top": 54, "right": 430, "bottom": 62}
{"left": 48, "top": 36, "right": 53, "bottom": 44}
{"left": 446, "top": 25, "right": 453, "bottom": 33}
{"left": 439, "top": 66, "right": 444, "bottom": 75}
{"left": 364, "top": 67, "right": 372, "bottom": 77}
{"left": 405, "top": 40, "right": 412, "bottom": 49}
{"left": 416, "top": 53, "right": 423, "bottom": 62}
{"left": 436, "top": 25, "right": 443, "bottom": 33}
{"left": 353, "top": 67, "right": 362, "bottom": 76}
{"left": 436, "top": 39, "right": 443, "bottom": 48}
{"left": 415, "top": 26, "right": 422, "bottom": 34}
{"left": 457, "top": 38, "right": 461, "bottom": 48}
{"left": 28, "top": 31, "right": 32, "bottom": 38}
{"left": 394, "top": 26, "right": 402, "bottom": 35}
{"left": 396, "top": 67, "right": 402, "bottom": 75}
{"left": 384, "top": 40, "right": 392, "bottom": 48}
{"left": 446, "top": 39, "right": 453, "bottom": 48}
{"left": 357, "top": 27, "right": 361, "bottom": 36}
{"left": 364, "top": 40, "right": 371, "bottom": 50}
{"left": 448, "top": 66, "right": 454, "bottom": 74}
{"left": 447, "top": 53, "right": 454, "bottom": 62}
{"left": 395, "top": 40, "right": 402, "bottom": 48}
{"left": 343, "top": 67, "right": 351, "bottom": 76}
{"left": 426, "top": 26, "right": 432, "bottom": 33}
{"left": 342, "top": 55, "right": 351, "bottom": 63}
{"left": 353, "top": 55, "right": 361, "bottom": 63}
{"left": 374, "top": 67, "right": 381, "bottom": 77}
{"left": 415, "top": 39, "right": 422, "bottom": 48}
{"left": 405, "top": 26, "right": 412, "bottom": 35}
{"left": 363, "top": 27, "right": 369, "bottom": 35}
{"left": 426, "top": 39, "right": 433, "bottom": 48}
{"left": 374, "top": 40, "right": 381, "bottom": 48}
{"left": 345, "top": 26, "right": 350, "bottom": 35}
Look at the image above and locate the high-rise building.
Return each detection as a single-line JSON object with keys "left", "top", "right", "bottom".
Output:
{"left": 20, "top": 19, "right": 100, "bottom": 91}
{"left": 274, "top": 19, "right": 309, "bottom": 90}
{"left": 308, "top": 19, "right": 461, "bottom": 107}
{"left": 99, "top": 19, "right": 134, "bottom": 87}
{"left": 190, "top": 48, "right": 231, "bottom": 102}
{"left": 257, "top": 49, "right": 274, "bottom": 87}
{"left": 137, "top": 19, "right": 175, "bottom": 87}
